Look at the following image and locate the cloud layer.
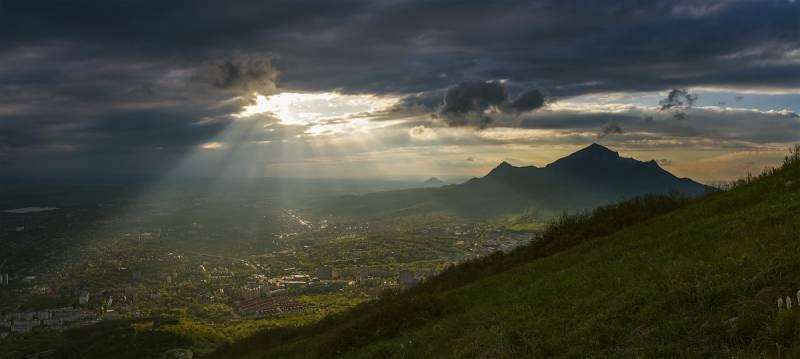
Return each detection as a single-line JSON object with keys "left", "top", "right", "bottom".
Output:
{"left": 438, "top": 81, "right": 546, "bottom": 127}
{"left": 0, "top": 0, "right": 798, "bottom": 179}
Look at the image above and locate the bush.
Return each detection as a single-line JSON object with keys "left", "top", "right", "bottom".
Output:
{"left": 775, "top": 310, "right": 799, "bottom": 346}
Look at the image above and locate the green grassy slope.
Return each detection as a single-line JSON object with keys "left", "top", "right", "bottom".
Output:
{"left": 217, "top": 150, "right": 800, "bottom": 358}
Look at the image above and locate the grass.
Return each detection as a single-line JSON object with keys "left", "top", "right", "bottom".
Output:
{"left": 0, "top": 293, "right": 367, "bottom": 359}
{"left": 213, "top": 146, "right": 800, "bottom": 358}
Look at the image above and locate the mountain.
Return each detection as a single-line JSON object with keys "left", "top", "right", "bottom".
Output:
{"left": 215, "top": 147, "right": 800, "bottom": 358}
{"left": 422, "top": 177, "right": 445, "bottom": 187}
{"left": 318, "top": 144, "right": 709, "bottom": 218}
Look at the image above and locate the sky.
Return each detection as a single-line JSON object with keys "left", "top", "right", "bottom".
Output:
{"left": 1, "top": 0, "right": 799, "bottom": 183}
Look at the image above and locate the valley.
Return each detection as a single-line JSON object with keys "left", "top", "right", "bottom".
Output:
{"left": 0, "top": 144, "right": 788, "bottom": 358}
{"left": 0, "top": 179, "right": 537, "bottom": 357}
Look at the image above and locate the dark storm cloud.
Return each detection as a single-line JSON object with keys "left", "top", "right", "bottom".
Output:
{"left": 673, "top": 112, "right": 690, "bottom": 121}
{"left": 659, "top": 89, "right": 698, "bottom": 111}
{"left": 658, "top": 88, "right": 698, "bottom": 120}
{"left": 1, "top": 0, "right": 799, "bottom": 175}
{"left": 81, "top": 111, "right": 232, "bottom": 150}
{"left": 507, "top": 90, "right": 546, "bottom": 113}
{"left": 3, "top": 0, "right": 798, "bottom": 94}
{"left": 207, "top": 53, "right": 279, "bottom": 94}
{"left": 598, "top": 123, "right": 624, "bottom": 138}
{"left": 438, "top": 81, "right": 546, "bottom": 127}
{"left": 440, "top": 81, "right": 508, "bottom": 118}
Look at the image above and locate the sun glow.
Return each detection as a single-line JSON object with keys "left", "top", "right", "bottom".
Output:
{"left": 200, "top": 141, "right": 225, "bottom": 150}
{"left": 236, "top": 92, "right": 400, "bottom": 131}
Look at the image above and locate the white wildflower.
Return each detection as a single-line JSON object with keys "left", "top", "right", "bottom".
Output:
{"left": 779, "top": 297, "right": 784, "bottom": 309}
{"left": 788, "top": 296, "right": 794, "bottom": 309}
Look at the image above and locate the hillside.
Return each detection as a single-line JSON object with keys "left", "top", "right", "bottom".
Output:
{"left": 318, "top": 144, "right": 709, "bottom": 218}
{"left": 216, "top": 148, "right": 800, "bottom": 358}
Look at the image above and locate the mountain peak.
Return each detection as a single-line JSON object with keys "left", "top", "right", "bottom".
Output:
{"left": 576, "top": 143, "right": 617, "bottom": 156}
{"left": 424, "top": 177, "right": 445, "bottom": 185}
{"left": 485, "top": 161, "right": 519, "bottom": 178}
{"left": 497, "top": 161, "right": 514, "bottom": 169}
{"left": 547, "top": 143, "right": 619, "bottom": 170}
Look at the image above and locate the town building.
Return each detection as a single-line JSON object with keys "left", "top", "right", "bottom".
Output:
{"left": 399, "top": 269, "right": 419, "bottom": 287}
{"left": 78, "top": 291, "right": 90, "bottom": 305}
{"left": 316, "top": 266, "right": 339, "bottom": 280}
{"left": 11, "top": 320, "right": 38, "bottom": 333}
{"left": 237, "top": 295, "right": 309, "bottom": 318}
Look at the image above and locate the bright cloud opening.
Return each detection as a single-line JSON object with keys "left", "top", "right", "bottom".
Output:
{"left": 237, "top": 92, "right": 400, "bottom": 134}
{"left": 200, "top": 141, "right": 225, "bottom": 150}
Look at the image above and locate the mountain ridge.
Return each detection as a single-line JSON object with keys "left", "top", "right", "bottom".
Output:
{"left": 423, "top": 177, "right": 445, "bottom": 186}
{"left": 317, "top": 144, "right": 710, "bottom": 218}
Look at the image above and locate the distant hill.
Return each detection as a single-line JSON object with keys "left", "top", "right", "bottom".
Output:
{"left": 214, "top": 147, "right": 800, "bottom": 359}
{"left": 422, "top": 177, "right": 445, "bottom": 187}
{"left": 318, "top": 143, "right": 709, "bottom": 218}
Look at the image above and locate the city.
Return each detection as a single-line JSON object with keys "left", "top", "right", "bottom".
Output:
{"left": 0, "top": 186, "right": 537, "bottom": 354}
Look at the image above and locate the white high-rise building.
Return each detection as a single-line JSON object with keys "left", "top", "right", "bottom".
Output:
{"left": 78, "top": 291, "right": 90, "bottom": 305}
